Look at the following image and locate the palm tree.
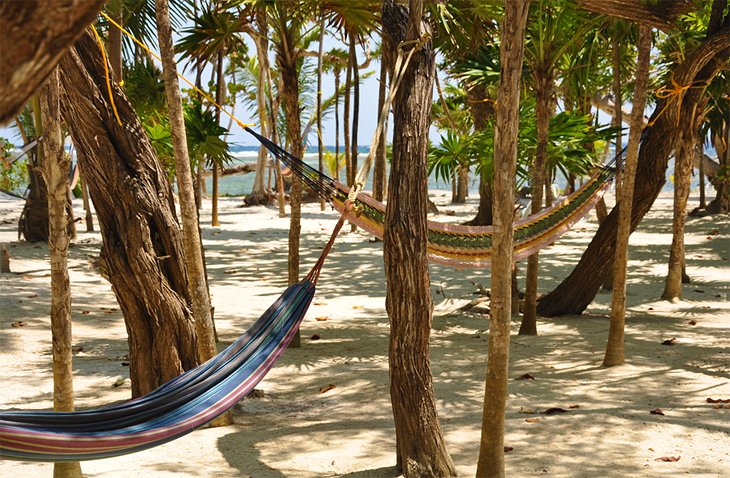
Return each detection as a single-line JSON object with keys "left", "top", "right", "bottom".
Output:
{"left": 476, "top": 1, "right": 531, "bottom": 475}
{"left": 177, "top": 0, "right": 247, "bottom": 226}
{"left": 604, "top": 24, "right": 652, "bottom": 366}
{"left": 39, "top": 67, "right": 84, "bottom": 478}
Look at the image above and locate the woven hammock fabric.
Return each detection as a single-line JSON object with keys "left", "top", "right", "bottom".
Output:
{"left": 245, "top": 127, "right": 622, "bottom": 268}
{"left": 0, "top": 280, "right": 315, "bottom": 462}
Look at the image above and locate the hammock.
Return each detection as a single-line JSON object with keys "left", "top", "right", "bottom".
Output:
{"left": 245, "top": 127, "right": 624, "bottom": 268}
{"left": 0, "top": 211, "right": 348, "bottom": 462}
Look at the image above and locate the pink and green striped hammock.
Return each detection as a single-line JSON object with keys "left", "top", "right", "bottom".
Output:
{"left": 245, "top": 127, "right": 623, "bottom": 268}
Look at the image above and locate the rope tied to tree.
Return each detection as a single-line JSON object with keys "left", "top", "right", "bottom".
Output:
{"left": 648, "top": 76, "right": 709, "bottom": 127}
{"left": 98, "top": 11, "right": 255, "bottom": 130}
{"left": 91, "top": 26, "right": 123, "bottom": 126}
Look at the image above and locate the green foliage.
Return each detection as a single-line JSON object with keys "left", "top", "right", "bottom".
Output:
{"left": 0, "top": 138, "right": 29, "bottom": 193}
{"left": 124, "top": 60, "right": 167, "bottom": 120}
{"left": 184, "top": 102, "right": 234, "bottom": 169}
{"left": 323, "top": 150, "right": 344, "bottom": 177}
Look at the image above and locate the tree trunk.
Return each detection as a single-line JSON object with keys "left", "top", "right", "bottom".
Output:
{"left": 59, "top": 29, "right": 200, "bottom": 397}
{"left": 603, "top": 25, "right": 652, "bottom": 367}
{"left": 20, "top": 96, "right": 50, "bottom": 243}
{"left": 382, "top": 1, "right": 456, "bottom": 476}
{"left": 277, "top": 17, "right": 304, "bottom": 348}
{"left": 476, "top": 1, "right": 530, "bottom": 476}
{"left": 317, "top": 18, "right": 326, "bottom": 211}
{"left": 344, "top": 48, "right": 352, "bottom": 188}
{"left": 350, "top": 36, "right": 360, "bottom": 232}
{"left": 108, "top": 7, "right": 123, "bottom": 83}
{"left": 40, "top": 68, "right": 84, "bottom": 478}
{"left": 334, "top": 69, "right": 342, "bottom": 183}
{"left": 465, "top": 180, "right": 494, "bottom": 226}
{"left": 520, "top": 78, "right": 551, "bottom": 336}
{"left": 661, "top": 109, "right": 700, "bottom": 300}
{"left": 76, "top": 161, "right": 95, "bottom": 232}
{"left": 465, "top": 83, "right": 496, "bottom": 222}
{"left": 537, "top": 26, "right": 730, "bottom": 317}
{"left": 211, "top": 52, "right": 225, "bottom": 227}
{"left": 0, "top": 0, "right": 106, "bottom": 122}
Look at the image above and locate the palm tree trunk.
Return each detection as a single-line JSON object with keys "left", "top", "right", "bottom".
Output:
{"left": 334, "top": 68, "right": 342, "bottom": 183}
{"left": 21, "top": 96, "right": 50, "bottom": 243}
{"left": 108, "top": 6, "right": 123, "bottom": 82}
{"left": 661, "top": 109, "right": 700, "bottom": 299}
{"left": 520, "top": 79, "right": 551, "bottom": 336}
{"left": 382, "top": 2, "right": 456, "bottom": 476}
{"left": 211, "top": 51, "right": 224, "bottom": 227}
{"left": 250, "top": 8, "right": 270, "bottom": 201}
{"left": 317, "top": 17, "right": 326, "bottom": 211}
{"left": 603, "top": 25, "right": 652, "bottom": 366}
{"left": 350, "top": 36, "right": 360, "bottom": 223}
{"left": 344, "top": 49, "right": 352, "bottom": 188}
{"left": 276, "top": 17, "right": 304, "bottom": 348}
{"left": 77, "top": 157, "right": 94, "bottom": 232}
{"left": 476, "top": 1, "right": 530, "bottom": 476}
{"left": 40, "top": 67, "right": 84, "bottom": 478}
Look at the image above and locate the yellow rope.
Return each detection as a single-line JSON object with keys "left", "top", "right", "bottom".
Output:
{"left": 647, "top": 77, "right": 707, "bottom": 127}
{"left": 92, "top": 26, "right": 123, "bottom": 126}
{"left": 99, "top": 11, "right": 255, "bottom": 130}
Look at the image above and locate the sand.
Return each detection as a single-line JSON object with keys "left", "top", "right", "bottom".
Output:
{"left": 0, "top": 189, "right": 728, "bottom": 477}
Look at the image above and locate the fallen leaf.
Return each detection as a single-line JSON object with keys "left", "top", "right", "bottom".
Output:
{"left": 223, "top": 269, "right": 239, "bottom": 274}
{"left": 21, "top": 275, "right": 33, "bottom": 280}
{"left": 661, "top": 338, "right": 677, "bottom": 346}
{"left": 504, "top": 446, "right": 514, "bottom": 452}
{"left": 319, "top": 384, "right": 336, "bottom": 394}
{"left": 352, "top": 305, "right": 364, "bottom": 309}
{"left": 706, "top": 398, "right": 730, "bottom": 404}
{"left": 654, "top": 456, "right": 680, "bottom": 462}
{"left": 81, "top": 310, "right": 90, "bottom": 315}
{"left": 568, "top": 404, "right": 580, "bottom": 409}
{"left": 315, "top": 316, "right": 329, "bottom": 322}
{"left": 516, "top": 373, "right": 535, "bottom": 380}
{"left": 712, "top": 404, "right": 730, "bottom": 409}
{"left": 650, "top": 408, "right": 665, "bottom": 416}
{"left": 111, "top": 377, "right": 126, "bottom": 388}
{"left": 11, "top": 321, "right": 26, "bottom": 328}
{"left": 27, "top": 294, "right": 37, "bottom": 298}
{"left": 688, "top": 320, "right": 697, "bottom": 325}
{"left": 518, "top": 407, "right": 536, "bottom": 414}
{"left": 310, "top": 334, "right": 320, "bottom": 341}
{"left": 541, "top": 407, "right": 568, "bottom": 415}
{"left": 525, "top": 417, "right": 540, "bottom": 423}
{"left": 314, "top": 301, "right": 327, "bottom": 306}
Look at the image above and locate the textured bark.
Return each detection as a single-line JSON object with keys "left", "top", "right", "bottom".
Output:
{"left": 0, "top": 0, "right": 105, "bottom": 123}
{"left": 77, "top": 161, "right": 95, "bottom": 232}
{"left": 155, "top": 0, "right": 219, "bottom": 365}
{"left": 40, "top": 69, "right": 84, "bottom": 478}
{"left": 476, "top": 1, "right": 530, "bottom": 476}
{"left": 276, "top": 12, "right": 304, "bottom": 347}
{"left": 382, "top": 1, "right": 456, "bottom": 476}
{"left": 20, "top": 96, "right": 50, "bottom": 243}
{"left": 211, "top": 51, "right": 225, "bottom": 227}
{"left": 661, "top": 112, "right": 700, "bottom": 299}
{"left": 537, "top": 26, "right": 730, "bottom": 317}
{"left": 466, "top": 84, "right": 496, "bottom": 224}
{"left": 520, "top": 78, "right": 551, "bottom": 336}
{"left": 350, "top": 36, "right": 360, "bottom": 234}
{"left": 576, "top": 0, "right": 695, "bottom": 31}
{"left": 603, "top": 25, "right": 652, "bottom": 367}
{"left": 316, "top": 18, "right": 326, "bottom": 211}
{"left": 59, "top": 30, "right": 199, "bottom": 397}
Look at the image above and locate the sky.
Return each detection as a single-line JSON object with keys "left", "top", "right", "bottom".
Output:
{"left": 0, "top": 30, "right": 442, "bottom": 149}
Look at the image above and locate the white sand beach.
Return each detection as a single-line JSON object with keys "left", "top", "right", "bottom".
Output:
{"left": 1, "top": 190, "right": 728, "bottom": 477}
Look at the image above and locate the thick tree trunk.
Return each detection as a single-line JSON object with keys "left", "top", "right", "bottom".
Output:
{"left": 382, "top": 1, "right": 456, "bottom": 476}
{"left": 0, "top": 0, "right": 106, "bottom": 123}
{"left": 537, "top": 26, "right": 730, "bottom": 317}
{"left": 476, "top": 1, "right": 530, "bottom": 476}
{"left": 40, "top": 68, "right": 84, "bottom": 478}
{"left": 576, "top": 0, "right": 695, "bottom": 31}
{"left": 603, "top": 25, "right": 652, "bottom": 367}
{"left": 520, "top": 79, "right": 551, "bottom": 336}
{"left": 59, "top": 29, "right": 200, "bottom": 397}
